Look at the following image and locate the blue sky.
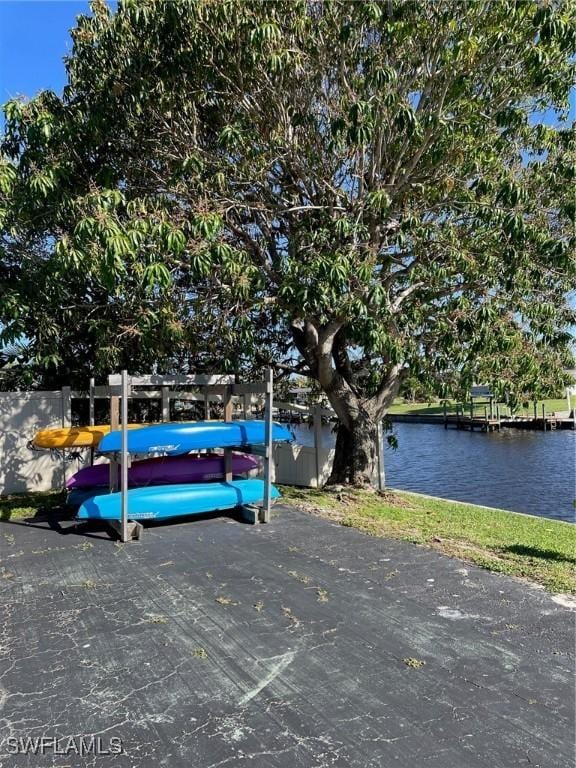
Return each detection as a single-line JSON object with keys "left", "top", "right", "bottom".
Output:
{"left": 1, "top": 1, "right": 574, "bottom": 121}
{"left": 0, "top": 1, "right": 92, "bottom": 102}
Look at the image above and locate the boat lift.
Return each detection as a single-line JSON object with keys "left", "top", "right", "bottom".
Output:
{"left": 102, "top": 369, "right": 276, "bottom": 543}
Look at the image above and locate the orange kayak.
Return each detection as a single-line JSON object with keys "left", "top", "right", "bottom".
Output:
{"left": 33, "top": 424, "right": 144, "bottom": 449}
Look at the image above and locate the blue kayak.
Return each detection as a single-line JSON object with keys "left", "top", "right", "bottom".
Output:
{"left": 97, "top": 420, "right": 293, "bottom": 455}
{"left": 76, "top": 478, "right": 280, "bottom": 521}
{"left": 68, "top": 488, "right": 104, "bottom": 508}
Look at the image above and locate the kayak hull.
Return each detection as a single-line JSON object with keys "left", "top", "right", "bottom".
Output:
{"left": 66, "top": 453, "right": 259, "bottom": 489}
{"left": 97, "top": 420, "right": 293, "bottom": 455}
{"left": 33, "top": 424, "right": 144, "bottom": 449}
{"left": 76, "top": 479, "right": 280, "bottom": 521}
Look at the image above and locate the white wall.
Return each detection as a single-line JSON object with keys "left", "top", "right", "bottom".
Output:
{"left": 0, "top": 390, "right": 70, "bottom": 494}
{"left": 273, "top": 443, "right": 335, "bottom": 488}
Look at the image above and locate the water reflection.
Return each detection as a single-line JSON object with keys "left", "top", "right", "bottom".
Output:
{"left": 290, "top": 422, "right": 576, "bottom": 522}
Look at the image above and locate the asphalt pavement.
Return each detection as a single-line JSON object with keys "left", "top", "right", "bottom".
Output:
{"left": 0, "top": 503, "right": 573, "bottom": 767}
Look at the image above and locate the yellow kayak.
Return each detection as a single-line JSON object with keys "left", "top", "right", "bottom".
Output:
{"left": 33, "top": 424, "right": 144, "bottom": 449}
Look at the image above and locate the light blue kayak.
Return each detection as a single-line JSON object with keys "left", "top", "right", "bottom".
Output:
{"left": 76, "top": 478, "right": 280, "bottom": 521}
{"left": 97, "top": 420, "right": 293, "bottom": 455}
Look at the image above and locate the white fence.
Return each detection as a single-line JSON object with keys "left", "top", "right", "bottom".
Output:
{"left": 273, "top": 443, "right": 335, "bottom": 488}
{"left": 0, "top": 389, "right": 336, "bottom": 495}
{"left": 0, "top": 390, "right": 75, "bottom": 494}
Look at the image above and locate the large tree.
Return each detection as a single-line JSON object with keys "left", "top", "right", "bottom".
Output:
{"left": 1, "top": 0, "right": 575, "bottom": 482}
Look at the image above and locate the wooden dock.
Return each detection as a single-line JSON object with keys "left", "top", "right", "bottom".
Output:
{"left": 390, "top": 412, "right": 576, "bottom": 431}
{"left": 441, "top": 402, "right": 501, "bottom": 432}
{"left": 440, "top": 402, "right": 576, "bottom": 432}
{"left": 500, "top": 415, "right": 575, "bottom": 431}
{"left": 444, "top": 414, "right": 501, "bottom": 432}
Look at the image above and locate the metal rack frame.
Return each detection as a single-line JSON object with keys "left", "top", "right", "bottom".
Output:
{"left": 102, "top": 369, "right": 275, "bottom": 542}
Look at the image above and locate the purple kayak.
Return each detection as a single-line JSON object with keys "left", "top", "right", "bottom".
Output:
{"left": 66, "top": 453, "right": 259, "bottom": 489}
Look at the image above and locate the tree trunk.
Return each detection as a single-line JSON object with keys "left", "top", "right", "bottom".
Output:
{"left": 328, "top": 423, "right": 353, "bottom": 484}
{"left": 289, "top": 320, "right": 402, "bottom": 488}
{"left": 328, "top": 411, "right": 380, "bottom": 487}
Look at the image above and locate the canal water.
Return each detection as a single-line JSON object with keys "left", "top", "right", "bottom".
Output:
{"left": 291, "top": 422, "right": 576, "bottom": 523}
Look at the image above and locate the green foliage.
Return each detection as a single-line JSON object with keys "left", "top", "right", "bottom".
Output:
{"left": 1, "top": 0, "right": 574, "bottom": 410}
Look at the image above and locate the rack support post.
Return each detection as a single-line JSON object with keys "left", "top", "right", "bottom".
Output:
{"left": 59, "top": 386, "right": 72, "bottom": 490}
{"left": 262, "top": 367, "right": 274, "bottom": 523}
{"left": 88, "top": 378, "right": 95, "bottom": 426}
{"left": 120, "top": 369, "right": 129, "bottom": 543}
{"left": 223, "top": 385, "right": 233, "bottom": 482}
{"left": 89, "top": 378, "right": 95, "bottom": 466}
{"left": 161, "top": 386, "right": 170, "bottom": 422}
{"left": 109, "top": 394, "right": 120, "bottom": 492}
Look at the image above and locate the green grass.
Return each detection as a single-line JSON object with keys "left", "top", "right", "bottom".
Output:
{"left": 388, "top": 397, "right": 569, "bottom": 417}
{"left": 0, "top": 490, "right": 67, "bottom": 521}
{"left": 388, "top": 400, "right": 454, "bottom": 416}
{"left": 280, "top": 486, "right": 576, "bottom": 594}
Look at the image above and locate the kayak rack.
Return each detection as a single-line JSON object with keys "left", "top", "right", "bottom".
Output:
{"left": 104, "top": 369, "right": 276, "bottom": 542}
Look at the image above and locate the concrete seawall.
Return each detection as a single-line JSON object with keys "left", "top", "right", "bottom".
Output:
{"left": 388, "top": 413, "right": 575, "bottom": 430}
{"left": 388, "top": 413, "right": 446, "bottom": 424}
